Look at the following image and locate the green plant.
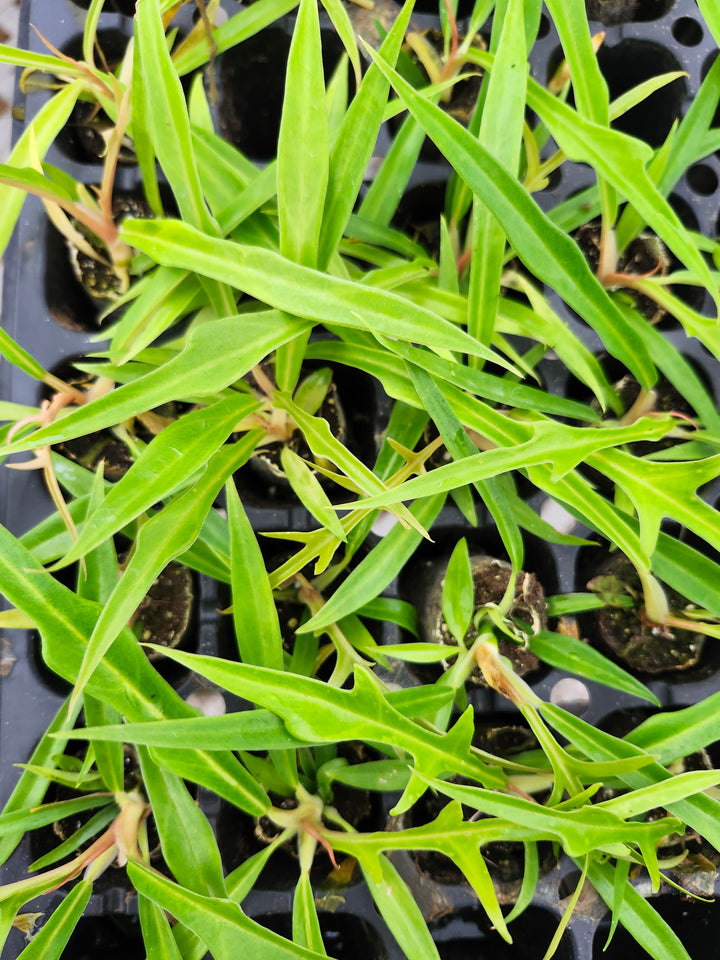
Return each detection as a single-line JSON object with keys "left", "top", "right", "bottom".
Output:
{"left": 1, "top": 0, "right": 720, "bottom": 957}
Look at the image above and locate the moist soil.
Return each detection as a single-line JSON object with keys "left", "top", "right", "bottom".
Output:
{"left": 68, "top": 194, "right": 153, "bottom": 305}
{"left": 137, "top": 560, "right": 194, "bottom": 655}
{"left": 575, "top": 225, "right": 669, "bottom": 324}
{"left": 585, "top": 553, "right": 705, "bottom": 674}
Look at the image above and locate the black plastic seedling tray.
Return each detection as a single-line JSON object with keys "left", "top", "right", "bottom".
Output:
{"left": 2, "top": 0, "right": 720, "bottom": 958}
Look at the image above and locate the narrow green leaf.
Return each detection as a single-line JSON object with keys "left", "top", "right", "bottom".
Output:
{"left": 518, "top": 67, "right": 718, "bottom": 306}
{"left": 128, "top": 859, "right": 326, "bottom": 959}
{"left": 697, "top": 0, "right": 720, "bottom": 47}
{"left": 0, "top": 697, "right": 83, "bottom": 867}
{"left": 138, "top": 746, "right": 227, "bottom": 898}
{"left": 527, "top": 630, "right": 659, "bottom": 705}
{"left": 0, "top": 524, "right": 268, "bottom": 816}
{"left": 318, "top": 0, "right": 413, "bottom": 268}
{"left": 0, "top": 795, "right": 111, "bottom": 839}
{"left": 279, "top": 447, "right": 347, "bottom": 542}
{"left": 135, "top": 0, "right": 216, "bottom": 233}
{"left": 468, "top": 0, "right": 527, "bottom": 354}
{"left": 407, "top": 361, "right": 524, "bottom": 569}
{"left": 337, "top": 417, "right": 673, "bottom": 513}
{"left": 598, "top": 770, "right": 720, "bottom": 820}
{"left": 139, "top": 895, "right": 184, "bottom": 960}
{"left": 83, "top": 696, "right": 124, "bottom": 795}
{"left": 108, "top": 268, "right": 200, "bottom": 362}
{"left": 55, "top": 393, "right": 260, "bottom": 569}
{"left": 131, "top": 29, "right": 163, "bottom": 217}
{"left": 293, "top": 874, "right": 326, "bottom": 954}
{"left": 358, "top": 113, "right": 427, "bottom": 226}
{"left": 0, "top": 82, "right": 83, "bottom": 258}
{"left": 627, "top": 692, "right": 720, "bottom": 765}
{"left": 226, "top": 479, "right": 284, "bottom": 669}
{"left": 356, "top": 597, "right": 419, "bottom": 637}
{"left": 121, "top": 218, "right": 502, "bottom": 361}
{"left": 359, "top": 854, "right": 441, "bottom": 960}
{"left": 16, "top": 879, "right": 92, "bottom": 960}
{"left": 63, "top": 685, "right": 454, "bottom": 750}
{"left": 442, "top": 538, "right": 474, "bottom": 645}
{"left": 425, "top": 777, "right": 678, "bottom": 858}
{"left": 172, "top": 0, "right": 300, "bottom": 76}
{"left": 544, "top": 0, "right": 608, "bottom": 124}
{"left": 69, "top": 436, "right": 260, "bottom": 712}
{"left": 541, "top": 704, "right": 720, "bottom": 853}
{"left": 278, "top": 0, "right": 328, "bottom": 269}
{"left": 0, "top": 327, "right": 47, "bottom": 381}
{"left": 585, "top": 859, "right": 692, "bottom": 960}
{"left": 138, "top": 655, "right": 506, "bottom": 791}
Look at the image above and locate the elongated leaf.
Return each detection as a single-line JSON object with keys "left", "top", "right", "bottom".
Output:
{"left": 545, "top": 0, "right": 608, "bottom": 123}
{"left": 585, "top": 859, "right": 692, "bottom": 960}
{"left": 304, "top": 336, "right": 599, "bottom": 421}
{"left": 131, "top": 27, "right": 163, "bottom": 218}
{"left": 278, "top": 0, "right": 328, "bottom": 269}
{"left": 141, "top": 652, "right": 507, "bottom": 801}
{"left": 0, "top": 795, "right": 112, "bottom": 837}
{"left": 226, "top": 480, "right": 284, "bottom": 669}
{"left": 590, "top": 449, "right": 720, "bottom": 560}
{"left": 137, "top": 746, "right": 227, "bottom": 898}
{"left": 273, "top": 391, "right": 422, "bottom": 534}
{"left": 135, "top": 0, "right": 216, "bottom": 233}
{"left": 63, "top": 685, "right": 454, "bottom": 750}
{"left": 527, "top": 630, "right": 658, "bottom": 705}
{"left": 626, "top": 690, "right": 720, "bottom": 765}
{"left": 423, "top": 777, "right": 678, "bottom": 858}
{"left": 367, "top": 52, "right": 656, "bottom": 386}
{"left": 279, "top": 447, "right": 347, "bottom": 542}
{"left": 541, "top": 703, "right": 720, "bottom": 853}
{"left": 83, "top": 696, "right": 124, "bottom": 795}
{"left": 28, "top": 805, "right": 116, "bottom": 872}
{"left": 506, "top": 58, "right": 718, "bottom": 304}
{"left": 0, "top": 82, "right": 83, "bottom": 258}
{"left": 109, "top": 268, "right": 200, "bottom": 362}
{"left": 16, "top": 880, "right": 92, "bottom": 960}
{"left": 468, "top": 0, "right": 527, "bottom": 352}
{"left": 318, "top": 0, "right": 413, "bottom": 268}
{"left": 0, "top": 328, "right": 48, "bottom": 381}
{"left": 293, "top": 873, "right": 326, "bottom": 955}
{"left": 0, "top": 312, "right": 308, "bottom": 456}
{"left": 359, "top": 112, "right": 427, "bottom": 226}
{"left": 121, "top": 218, "right": 501, "bottom": 361}
{"left": 172, "top": 0, "right": 300, "bottom": 75}
{"left": 359, "top": 854, "right": 441, "bottom": 960}
{"left": 407, "top": 361, "right": 524, "bottom": 569}
{"left": 0, "top": 45, "right": 88, "bottom": 76}
{"left": 128, "top": 859, "right": 325, "bottom": 959}
{"left": 442, "top": 538, "right": 474, "bottom": 645}
{"left": 698, "top": 0, "right": 720, "bottom": 47}
{"left": 598, "top": 770, "right": 720, "bottom": 819}
{"left": 336, "top": 416, "right": 673, "bottom": 512}
{"left": 139, "top": 895, "right": 184, "bottom": 960}
{"left": 55, "top": 393, "right": 260, "bottom": 569}
{"left": 617, "top": 57, "right": 720, "bottom": 248}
